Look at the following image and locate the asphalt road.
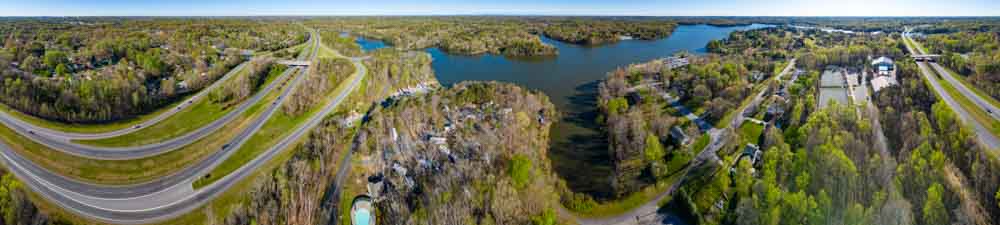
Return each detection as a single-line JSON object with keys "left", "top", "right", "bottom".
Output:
{"left": 0, "top": 61, "right": 250, "bottom": 140}
{"left": 903, "top": 32, "right": 1000, "bottom": 150}
{"left": 0, "top": 65, "right": 298, "bottom": 160}
{"left": 0, "top": 30, "right": 369, "bottom": 224}
{"left": 915, "top": 61, "right": 1000, "bottom": 149}
{"left": 928, "top": 61, "right": 1000, "bottom": 120}
{"left": 0, "top": 38, "right": 321, "bottom": 160}
{"left": 905, "top": 32, "right": 1000, "bottom": 121}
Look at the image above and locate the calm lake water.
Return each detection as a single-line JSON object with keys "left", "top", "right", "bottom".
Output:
{"left": 358, "top": 24, "right": 772, "bottom": 198}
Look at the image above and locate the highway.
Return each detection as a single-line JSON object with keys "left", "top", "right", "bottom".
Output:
{"left": 0, "top": 61, "right": 249, "bottom": 140}
{"left": 903, "top": 31, "right": 1000, "bottom": 150}
{"left": 905, "top": 30, "right": 1000, "bottom": 120}
{"left": 0, "top": 36, "right": 321, "bottom": 160}
{"left": 0, "top": 29, "right": 368, "bottom": 224}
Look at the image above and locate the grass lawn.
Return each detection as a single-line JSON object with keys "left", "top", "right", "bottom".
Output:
{"left": 692, "top": 133, "right": 711, "bottom": 155}
{"left": 571, "top": 172, "right": 684, "bottom": 218}
{"left": 75, "top": 67, "right": 285, "bottom": 147}
{"left": 338, "top": 146, "right": 370, "bottom": 225}
{"left": 0, "top": 72, "right": 291, "bottom": 185}
{"left": 738, "top": 121, "right": 765, "bottom": 144}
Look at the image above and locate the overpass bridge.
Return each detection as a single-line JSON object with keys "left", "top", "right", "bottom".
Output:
{"left": 276, "top": 60, "right": 311, "bottom": 67}
{"left": 911, "top": 54, "right": 941, "bottom": 62}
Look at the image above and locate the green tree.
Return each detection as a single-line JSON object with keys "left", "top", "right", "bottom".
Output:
{"left": 509, "top": 154, "right": 533, "bottom": 189}
{"left": 607, "top": 97, "right": 629, "bottom": 115}
{"left": 531, "top": 208, "right": 557, "bottom": 225}
{"left": 734, "top": 159, "right": 754, "bottom": 197}
{"left": 644, "top": 134, "right": 666, "bottom": 162}
{"left": 922, "top": 183, "right": 949, "bottom": 225}
{"left": 54, "top": 63, "right": 69, "bottom": 77}
{"left": 43, "top": 50, "right": 67, "bottom": 69}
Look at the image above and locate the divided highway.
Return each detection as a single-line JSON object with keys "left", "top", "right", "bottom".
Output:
{"left": 0, "top": 30, "right": 369, "bottom": 224}
{"left": 903, "top": 31, "right": 1000, "bottom": 150}
{"left": 0, "top": 36, "right": 320, "bottom": 160}
{"left": 907, "top": 36, "right": 1000, "bottom": 121}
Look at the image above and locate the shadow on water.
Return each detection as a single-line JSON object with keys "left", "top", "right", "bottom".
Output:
{"left": 550, "top": 80, "right": 615, "bottom": 198}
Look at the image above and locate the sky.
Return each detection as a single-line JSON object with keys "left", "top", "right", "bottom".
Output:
{"left": 0, "top": 0, "right": 996, "bottom": 17}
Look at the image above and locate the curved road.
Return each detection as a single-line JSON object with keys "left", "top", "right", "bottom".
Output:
{"left": 0, "top": 34, "right": 319, "bottom": 160}
{"left": 0, "top": 60, "right": 249, "bottom": 140}
{"left": 0, "top": 29, "right": 371, "bottom": 224}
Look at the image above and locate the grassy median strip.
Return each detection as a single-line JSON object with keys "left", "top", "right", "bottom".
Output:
{"left": 936, "top": 65, "right": 1000, "bottom": 112}
{"left": 931, "top": 69, "right": 1000, "bottom": 136}
{"left": 0, "top": 71, "right": 293, "bottom": 185}
{"left": 74, "top": 67, "right": 285, "bottom": 147}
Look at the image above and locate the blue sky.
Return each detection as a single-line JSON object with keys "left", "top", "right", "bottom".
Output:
{"left": 0, "top": 0, "right": 996, "bottom": 16}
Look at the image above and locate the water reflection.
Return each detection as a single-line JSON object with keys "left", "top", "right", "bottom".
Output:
{"left": 356, "top": 23, "right": 773, "bottom": 198}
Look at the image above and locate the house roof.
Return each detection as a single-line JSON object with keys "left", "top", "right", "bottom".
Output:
{"left": 871, "top": 76, "right": 898, "bottom": 92}
{"left": 871, "top": 56, "right": 894, "bottom": 65}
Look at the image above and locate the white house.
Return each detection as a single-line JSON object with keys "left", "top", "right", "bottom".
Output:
{"left": 871, "top": 57, "right": 895, "bottom": 76}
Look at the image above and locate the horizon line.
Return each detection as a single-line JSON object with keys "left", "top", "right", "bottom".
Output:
{"left": 1, "top": 15, "right": 998, "bottom": 18}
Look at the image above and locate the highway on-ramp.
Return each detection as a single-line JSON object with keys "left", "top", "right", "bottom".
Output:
{"left": 0, "top": 36, "right": 321, "bottom": 160}
{"left": 0, "top": 30, "right": 369, "bottom": 224}
{"left": 0, "top": 60, "right": 250, "bottom": 141}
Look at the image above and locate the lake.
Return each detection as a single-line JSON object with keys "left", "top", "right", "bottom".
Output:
{"left": 358, "top": 23, "right": 773, "bottom": 198}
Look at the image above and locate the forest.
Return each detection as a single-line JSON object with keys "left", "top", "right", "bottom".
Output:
{"left": 541, "top": 19, "right": 676, "bottom": 45}
{"left": 922, "top": 31, "right": 1000, "bottom": 101}
{"left": 282, "top": 57, "right": 354, "bottom": 116}
{"left": 0, "top": 18, "right": 306, "bottom": 123}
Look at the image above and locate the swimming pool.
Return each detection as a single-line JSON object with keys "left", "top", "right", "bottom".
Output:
{"left": 353, "top": 208, "right": 371, "bottom": 225}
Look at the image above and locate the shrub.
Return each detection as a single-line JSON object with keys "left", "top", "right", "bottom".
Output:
{"left": 510, "top": 154, "right": 533, "bottom": 189}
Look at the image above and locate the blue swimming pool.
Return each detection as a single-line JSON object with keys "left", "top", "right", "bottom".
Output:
{"left": 353, "top": 208, "right": 371, "bottom": 225}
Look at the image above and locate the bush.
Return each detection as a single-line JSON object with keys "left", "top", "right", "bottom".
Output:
{"left": 510, "top": 154, "right": 533, "bottom": 189}
{"left": 531, "top": 208, "right": 557, "bottom": 225}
